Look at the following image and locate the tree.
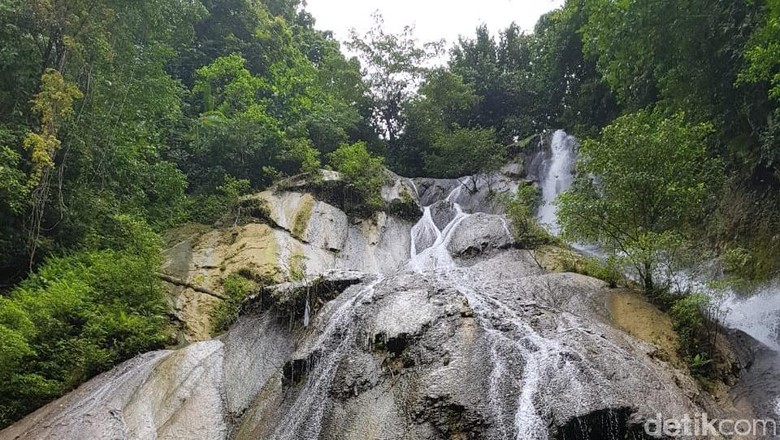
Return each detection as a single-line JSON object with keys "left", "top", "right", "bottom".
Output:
{"left": 450, "top": 26, "right": 508, "bottom": 139}
{"left": 557, "top": 111, "right": 721, "bottom": 292}
{"left": 347, "top": 13, "right": 444, "bottom": 146}
{"left": 740, "top": 0, "right": 780, "bottom": 172}
{"left": 328, "top": 141, "right": 386, "bottom": 211}
{"left": 529, "top": 3, "right": 617, "bottom": 137}
{"left": 424, "top": 127, "right": 506, "bottom": 187}
{"left": 395, "top": 69, "right": 479, "bottom": 175}
{"left": 579, "top": 0, "right": 764, "bottom": 142}
{"left": 23, "top": 69, "right": 82, "bottom": 265}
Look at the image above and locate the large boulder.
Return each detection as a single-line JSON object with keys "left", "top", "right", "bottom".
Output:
{"left": 447, "top": 213, "right": 514, "bottom": 257}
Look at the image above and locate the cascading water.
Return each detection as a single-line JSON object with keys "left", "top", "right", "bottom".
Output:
{"left": 407, "top": 181, "right": 470, "bottom": 273}
{"left": 536, "top": 130, "right": 603, "bottom": 258}
{"left": 405, "top": 178, "right": 583, "bottom": 440}
{"left": 724, "top": 283, "right": 780, "bottom": 351}
{"left": 274, "top": 277, "right": 384, "bottom": 439}
{"left": 406, "top": 180, "right": 549, "bottom": 438}
{"left": 10, "top": 153, "right": 780, "bottom": 440}
{"left": 537, "top": 130, "right": 578, "bottom": 235}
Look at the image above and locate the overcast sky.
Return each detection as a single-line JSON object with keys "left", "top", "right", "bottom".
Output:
{"left": 305, "top": 0, "right": 565, "bottom": 49}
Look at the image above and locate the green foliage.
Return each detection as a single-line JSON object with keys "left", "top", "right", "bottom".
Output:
{"left": 739, "top": 0, "right": 780, "bottom": 172}
{"left": 740, "top": 0, "right": 780, "bottom": 101}
{"left": 558, "top": 111, "right": 721, "bottom": 292}
{"left": 0, "top": 145, "right": 27, "bottom": 213}
{"left": 555, "top": 251, "right": 623, "bottom": 288}
{"left": 722, "top": 247, "right": 754, "bottom": 276}
{"left": 0, "top": 216, "right": 168, "bottom": 427}
{"left": 504, "top": 184, "right": 551, "bottom": 249}
{"left": 387, "top": 187, "right": 422, "bottom": 221}
{"left": 329, "top": 141, "right": 386, "bottom": 212}
{"left": 424, "top": 127, "right": 506, "bottom": 180}
{"left": 348, "top": 13, "right": 444, "bottom": 145}
{"left": 211, "top": 272, "right": 258, "bottom": 335}
{"left": 190, "top": 176, "right": 252, "bottom": 225}
{"left": 0, "top": 145, "right": 28, "bottom": 274}
{"left": 0, "top": 0, "right": 374, "bottom": 279}
{"left": 395, "top": 69, "right": 480, "bottom": 175}
{"left": 582, "top": 256, "right": 622, "bottom": 289}
{"left": 669, "top": 293, "right": 714, "bottom": 374}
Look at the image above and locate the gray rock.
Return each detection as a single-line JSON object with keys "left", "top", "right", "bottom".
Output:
{"left": 501, "top": 162, "right": 524, "bottom": 178}
{"left": 3, "top": 251, "right": 713, "bottom": 440}
{"left": 446, "top": 213, "right": 514, "bottom": 257}
{"left": 429, "top": 200, "right": 456, "bottom": 231}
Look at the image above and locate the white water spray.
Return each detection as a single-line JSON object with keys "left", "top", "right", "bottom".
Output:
{"left": 723, "top": 283, "right": 780, "bottom": 351}
{"left": 538, "top": 130, "right": 578, "bottom": 235}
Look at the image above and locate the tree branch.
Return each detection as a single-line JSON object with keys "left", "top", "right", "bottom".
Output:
{"left": 156, "top": 273, "right": 227, "bottom": 300}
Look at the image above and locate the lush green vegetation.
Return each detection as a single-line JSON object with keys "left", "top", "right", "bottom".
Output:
{"left": 557, "top": 111, "right": 722, "bottom": 292}
{"left": 504, "top": 184, "right": 552, "bottom": 249}
{"left": 0, "top": 0, "right": 377, "bottom": 427}
{"left": 328, "top": 141, "right": 387, "bottom": 213}
{"left": 0, "top": 216, "right": 168, "bottom": 426}
{"left": 211, "top": 272, "right": 258, "bottom": 336}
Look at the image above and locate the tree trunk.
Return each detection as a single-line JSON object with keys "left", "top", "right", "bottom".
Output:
{"left": 642, "top": 261, "right": 654, "bottom": 294}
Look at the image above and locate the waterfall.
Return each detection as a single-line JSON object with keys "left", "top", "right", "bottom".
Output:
{"left": 407, "top": 179, "right": 553, "bottom": 439}
{"left": 407, "top": 181, "right": 471, "bottom": 273}
{"left": 537, "top": 129, "right": 578, "bottom": 235}
{"left": 724, "top": 283, "right": 780, "bottom": 351}
{"left": 274, "top": 277, "right": 384, "bottom": 439}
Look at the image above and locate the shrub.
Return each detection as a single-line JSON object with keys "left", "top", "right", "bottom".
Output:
{"left": 557, "top": 251, "right": 623, "bottom": 288}
{"left": 210, "top": 272, "right": 258, "bottom": 335}
{"left": 328, "top": 141, "right": 386, "bottom": 213}
{"left": 189, "top": 175, "right": 252, "bottom": 224}
{"left": 0, "top": 216, "right": 169, "bottom": 427}
{"left": 582, "top": 255, "right": 623, "bottom": 288}
{"left": 669, "top": 293, "right": 711, "bottom": 372}
{"left": 505, "top": 184, "right": 551, "bottom": 249}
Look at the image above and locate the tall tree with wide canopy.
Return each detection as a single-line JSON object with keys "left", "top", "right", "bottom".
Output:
{"left": 347, "top": 13, "right": 444, "bottom": 148}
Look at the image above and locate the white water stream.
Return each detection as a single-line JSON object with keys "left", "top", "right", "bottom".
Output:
{"left": 537, "top": 130, "right": 577, "bottom": 235}
{"left": 407, "top": 182, "right": 470, "bottom": 273}
{"left": 274, "top": 277, "right": 384, "bottom": 439}
{"left": 284, "top": 129, "right": 779, "bottom": 439}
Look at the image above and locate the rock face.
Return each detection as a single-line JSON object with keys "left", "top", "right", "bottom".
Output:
{"left": 2, "top": 253, "right": 707, "bottom": 440}
{"left": 2, "top": 168, "right": 775, "bottom": 440}
{"left": 412, "top": 174, "right": 520, "bottom": 215}
{"left": 160, "top": 185, "right": 415, "bottom": 340}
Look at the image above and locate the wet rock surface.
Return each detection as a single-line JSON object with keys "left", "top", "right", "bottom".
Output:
{"left": 446, "top": 213, "right": 513, "bottom": 257}
{"left": 3, "top": 251, "right": 712, "bottom": 440}
{"left": 430, "top": 199, "right": 457, "bottom": 231}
